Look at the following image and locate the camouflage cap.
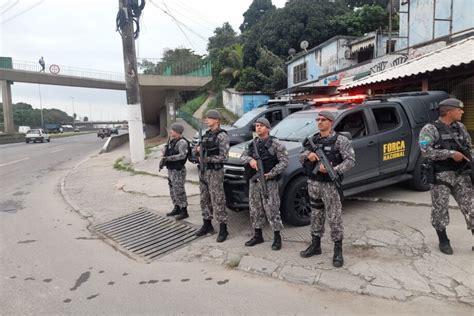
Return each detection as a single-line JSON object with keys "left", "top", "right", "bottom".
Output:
{"left": 439, "top": 98, "right": 464, "bottom": 109}
{"left": 206, "top": 109, "right": 221, "bottom": 119}
{"left": 255, "top": 117, "right": 271, "bottom": 129}
{"left": 318, "top": 110, "right": 335, "bottom": 121}
{"left": 170, "top": 123, "right": 184, "bottom": 134}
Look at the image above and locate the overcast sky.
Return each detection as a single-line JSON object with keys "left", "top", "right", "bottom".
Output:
{"left": 0, "top": 0, "right": 286, "bottom": 120}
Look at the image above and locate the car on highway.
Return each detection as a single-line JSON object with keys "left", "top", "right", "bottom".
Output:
{"left": 97, "top": 128, "right": 111, "bottom": 139}
{"left": 25, "top": 129, "right": 50, "bottom": 143}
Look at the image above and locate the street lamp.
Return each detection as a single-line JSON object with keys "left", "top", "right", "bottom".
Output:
{"left": 70, "top": 96, "right": 75, "bottom": 129}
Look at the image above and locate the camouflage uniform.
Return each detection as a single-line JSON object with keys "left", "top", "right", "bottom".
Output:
{"left": 165, "top": 138, "right": 189, "bottom": 208}
{"left": 241, "top": 136, "right": 289, "bottom": 231}
{"left": 419, "top": 121, "right": 473, "bottom": 231}
{"left": 199, "top": 129, "right": 230, "bottom": 224}
{"left": 300, "top": 132, "right": 355, "bottom": 241}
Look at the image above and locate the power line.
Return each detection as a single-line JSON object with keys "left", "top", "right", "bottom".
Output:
{"left": 173, "top": 0, "right": 217, "bottom": 29}
{"left": 0, "top": 0, "right": 20, "bottom": 15}
{"left": 149, "top": 0, "right": 196, "bottom": 50}
{"left": 162, "top": 0, "right": 215, "bottom": 32}
{"left": 2, "top": 0, "right": 46, "bottom": 25}
{"left": 160, "top": 0, "right": 208, "bottom": 42}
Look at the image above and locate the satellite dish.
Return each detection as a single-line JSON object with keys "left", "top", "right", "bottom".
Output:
{"left": 300, "top": 40, "right": 309, "bottom": 51}
{"left": 288, "top": 48, "right": 296, "bottom": 56}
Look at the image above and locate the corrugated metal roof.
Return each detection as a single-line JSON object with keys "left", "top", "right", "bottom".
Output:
{"left": 340, "top": 36, "right": 474, "bottom": 90}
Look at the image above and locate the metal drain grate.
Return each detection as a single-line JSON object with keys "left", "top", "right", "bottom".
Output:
{"left": 92, "top": 209, "right": 199, "bottom": 260}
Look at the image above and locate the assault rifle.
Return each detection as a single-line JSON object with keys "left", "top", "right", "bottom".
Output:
{"left": 159, "top": 137, "right": 171, "bottom": 172}
{"left": 251, "top": 138, "right": 269, "bottom": 200}
{"left": 197, "top": 128, "right": 207, "bottom": 183}
{"left": 306, "top": 136, "right": 344, "bottom": 199}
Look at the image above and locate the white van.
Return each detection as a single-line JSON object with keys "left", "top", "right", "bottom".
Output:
{"left": 18, "top": 126, "right": 31, "bottom": 134}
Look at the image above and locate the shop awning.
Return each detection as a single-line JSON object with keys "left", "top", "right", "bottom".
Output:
{"left": 340, "top": 36, "right": 474, "bottom": 90}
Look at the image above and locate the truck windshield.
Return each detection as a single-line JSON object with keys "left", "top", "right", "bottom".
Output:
{"left": 232, "top": 108, "right": 266, "bottom": 128}
{"left": 270, "top": 112, "right": 319, "bottom": 142}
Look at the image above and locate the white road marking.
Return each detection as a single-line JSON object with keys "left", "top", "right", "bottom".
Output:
{"left": 50, "top": 149, "right": 64, "bottom": 153}
{"left": 0, "top": 157, "right": 30, "bottom": 167}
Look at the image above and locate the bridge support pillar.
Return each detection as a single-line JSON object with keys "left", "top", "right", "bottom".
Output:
{"left": 161, "top": 89, "right": 177, "bottom": 137}
{"left": 1, "top": 80, "right": 14, "bottom": 133}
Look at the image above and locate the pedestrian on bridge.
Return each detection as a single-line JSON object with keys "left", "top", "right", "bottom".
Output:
{"left": 39, "top": 57, "right": 45, "bottom": 72}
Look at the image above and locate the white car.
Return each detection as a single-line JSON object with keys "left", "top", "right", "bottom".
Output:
{"left": 25, "top": 129, "right": 50, "bottom": 143}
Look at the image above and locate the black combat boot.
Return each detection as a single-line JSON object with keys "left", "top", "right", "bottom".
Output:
{"left": 245, "top": 228, "right": 264, "bottom": 247}
{"left": 271, "top": 231, "right": 282, "bottom": 251}
{"left": 216, "top": 223, "right": 229, "bottom": 242}
{"left": 175, "top": 206, "right": 189, "bottom": 220}
{"left": 300, "top": 235, "right": 322, "bottom": 258}
{"left": 195, "top": 219, "right": 214, "bottom": 237}
{"left": 436, "top": 229, "right": 453, "bottom": 255}
{"left": 166, "top": 205, "right": 180, "bottom": 216}
{"left": 333, "top": 240, "right": 344, "bottom": 268}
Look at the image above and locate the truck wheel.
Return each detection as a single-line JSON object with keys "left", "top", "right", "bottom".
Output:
{"left": 409, "top": 156, "right": 430, "bottom": 191}
{"left": 26, "top": 140, "right": 29, "bottom": 143}
{"left": 282, "top": 176, "right": 316, "bottom": 226}
{"left": 47, "top": 139, "right": 51, "bottom": 142}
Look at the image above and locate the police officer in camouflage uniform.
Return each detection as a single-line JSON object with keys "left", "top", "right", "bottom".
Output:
{"left": 194, "top": 110, "right": 230, "bottom": 242}
{"left": 419, "top": 98, "right": 473, "bottom": 255}
{"left": 299, "top": 111, "right": 355, "bottom": 267}
{"left": 164, "top": 123, "right": 190, "bottom": 220}
{"left": 240, "top": 118, "right": 289, "bottom": 251}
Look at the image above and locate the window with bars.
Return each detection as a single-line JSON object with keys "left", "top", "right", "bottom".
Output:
{"left": 293, "top": 62, "right": 307, "bottom": 84}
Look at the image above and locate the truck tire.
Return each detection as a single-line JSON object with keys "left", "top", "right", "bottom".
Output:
{"left": 47, "top": 138, "right": 51, "bottom": 142}
{"left": 282, "top": 176, "right": 315, "bottom": 227}
{"left": 409, "top": 156, "right": 430, "bottom": 191}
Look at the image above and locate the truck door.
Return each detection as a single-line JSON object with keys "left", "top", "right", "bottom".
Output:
{"left": 334, "top": 109, "right": 380, "bottom": 185}
{"left": 371, "top": 104, "right": 411, "bottom": 176}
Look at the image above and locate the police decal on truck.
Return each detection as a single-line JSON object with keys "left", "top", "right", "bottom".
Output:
{"left": 383, "top": 140, "right": 406, "bottom": 161}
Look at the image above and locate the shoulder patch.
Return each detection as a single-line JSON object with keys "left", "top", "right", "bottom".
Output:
{"left": 419, "top": 135, "right": 433, "bottom": 146}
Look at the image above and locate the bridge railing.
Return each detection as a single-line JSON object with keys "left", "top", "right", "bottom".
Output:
{"left": 7, "top": 59, "right": 125, "bottom": 82}
{"left": 138, "top": 58, "right": 212, "bottom": 77}
{"left": 1, "top": 58, "right": 212, "bottom": 81}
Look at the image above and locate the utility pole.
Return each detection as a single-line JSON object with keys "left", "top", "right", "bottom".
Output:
{"left": 118, "top": 0, "right": 145, "bottom": 163}
{"left": 70, "top": 96, "right": 76, "bottom": 130}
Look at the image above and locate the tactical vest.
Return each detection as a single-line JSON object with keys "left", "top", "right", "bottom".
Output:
{"left": 202, "top": 128, "right": 227, "bottom": 169}
{"left": 304, "top": 133, "right": 342, "bottom": 182}
{"left": 165, "top": 138, "right": 188, "bottom": 170}
{"left": 244, "top": 136, "right": 280, "bottom": 180}
{"left": 432, "top": 122, "right": 468, "bottom": 172}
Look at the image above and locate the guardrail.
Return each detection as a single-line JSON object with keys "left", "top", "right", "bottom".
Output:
{"left": 0, "top": 58, "right": 212, "bottom": 81}
{"left": 9, "top": 60, "right": 125, "bottom": 81}
{"left": 138, "top": 58, "right": 212, "bottom": 77}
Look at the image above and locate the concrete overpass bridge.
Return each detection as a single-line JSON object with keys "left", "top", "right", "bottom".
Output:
{"left": 0, "top": 59, "right": 211, "bottom": 137}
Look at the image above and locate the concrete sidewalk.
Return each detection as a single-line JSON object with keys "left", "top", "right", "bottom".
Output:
{"left": 61, "top": 121, "right": 474, "bottom": 308}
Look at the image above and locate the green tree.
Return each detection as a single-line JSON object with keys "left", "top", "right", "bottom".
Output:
{"left": 211, "top": 44, "right": 244, "bottom": 90}
{"left": 330, "top": 4, "right": 389, "bottom": 36}
{"left": 207, "top": 22, "right": 239, "bottom": 51}
{"left": 240, "top": 0, "right": 276, "bottom": 33}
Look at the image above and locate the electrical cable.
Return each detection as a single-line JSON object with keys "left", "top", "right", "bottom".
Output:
{"left": 0, "top": 0, "right": 20, "bottom": 15}
{"left": 149, "top": 0, "right": 196, "bottom": 49}
{"left": 116, "top": 0, "right": 145, "bottom": 39}
{"left": 2, "top": 0, "right": 45, "bottom": 25}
